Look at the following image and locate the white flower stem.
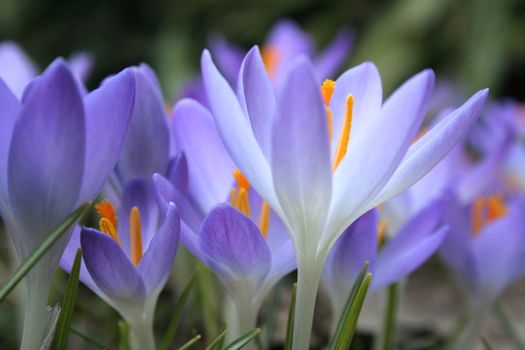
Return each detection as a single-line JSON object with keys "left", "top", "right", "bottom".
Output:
{"left": 20, "top": 266, "right": 53, "bottom": 350}
{"left": 291, "top": 254, "right": 325, "bottom": 350}
{"left": 224, "top": 295, "right": 258, "bottom": 348}
{"left": 129, "top": 316, "right": 156, "bottom": 350}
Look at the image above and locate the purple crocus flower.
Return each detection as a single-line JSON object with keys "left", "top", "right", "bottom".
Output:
{"left": 0, "top": 59, "right": 134, "bottom": 349}
{"left": 201, "top": 46, "right": 488, "bottom": 348}
{"left": 153, "top": 97, "right": 296, "bottom": 339}
{"left": 439, "top": 195, "right": 525, "bottom": 348}
{"left": 322, "top": 200, "right": 447, "bottom": 322}
{"left": 61, "top": 179, "right": 180, "bottom": 350}
{"left": 181, "top": 19, "right": 354, "bottom": 107}
{"left": 0, "top": 41, "right": 94, "bottom": 99}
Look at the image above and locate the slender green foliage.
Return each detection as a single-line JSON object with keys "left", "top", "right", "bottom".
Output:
{"left": 118, "top": 321, "right": 131, "bottom": 350}
{"left": 0, "top": 203, "right": 91, "bottom": 303}
{"left": 377, "top": 283, "right": 400, "bottom": 350}
{"left": 205, "top": 329, "right": 227, "bottom": 350}
{"left": 284, "top": 283, "right": 297, "bottom": 350}
{"left": 51, "top": 249, "right": 82, "bottom": 350}
{"left": 223, "top": 328, "right": 261, "bottom": 350}
{"left": 178, "top": 334, "right": 202, "bottom": 350}
{"left": 160, "top": 268, "right": 200, "bottom": 350}
{"left": 70, "top": 326, "right": 108, "bottom": 349}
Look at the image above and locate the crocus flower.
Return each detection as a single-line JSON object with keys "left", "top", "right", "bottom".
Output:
{"left": 61, "top": 179, "right": 180, "bottom": 350}
{"left": 0, "top": 41, "right": 93, "bottom": 99}
{"left": 439, "top": 194, "right": 525, "bottom": 349}
{"left": 322, "top": 201, "right": 447, "bottom": 323}
{"left": 0, "top": 59, "right": 134, "bottom": 349}
{"left": 201, "top": 46, "right": 488, "bottom": 348}
{"left": 153, "top": 98, "right": 296, "bottom": 339}
{"left": 181, "top": 19, "right": 354, "bottom": 106}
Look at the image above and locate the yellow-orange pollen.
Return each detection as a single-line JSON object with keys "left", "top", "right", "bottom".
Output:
{"left": 377, "top": 219, "right": 387, "bottom": 246}
{"left": 471, "top": 195, "right": 508, "bottom": 235}
{"left": 96, "top": 200, "right": 144, "bottom": 267}
{"left": 230, "top": 169, "right": 271, "bottom": 237}
{"left": 261, "top": 46, "right": 280, "bottom": 79}
{"left": 320, "top": 80, "right": 354, "bottom": 172}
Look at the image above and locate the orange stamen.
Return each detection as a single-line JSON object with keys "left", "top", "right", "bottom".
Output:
{"left": 233, "top": 169, "right": 250, "bottom": 191}
{"left": 322, "top": 80, "right": 336, "bottom": 141}
{"left": 487, "top": 195, "right": 508, "bottom": 221}
{"left": 261, "top": 46, "right": 279, "bottom": 78}
{"left": 332, "top": 94, "right": 354, "bottom": 171}
{"left": 236, "top": 188, "right": 251, "bottom": 216}
{"left": 129, "top": 207, "right": 143, "bottom": 267}
{"left": 258, "top": 202, "right": 271, "bottom": 238}
{"left": 471, "top": 198, "right": 486, "bottom": 235}
{"left": 96, "top": 200, "right": 117, "bottom": 228}
{"left": 377, "top": 219, "right": 387, "bottom": 246}
{"left": 471, "top": 195, "right": 508, "bottom": 235}
{"left": 99, "top": 217, "right": 120, "bottom": 245}
{"left": 229, "top": 188, "right": 238, "bottom": 206}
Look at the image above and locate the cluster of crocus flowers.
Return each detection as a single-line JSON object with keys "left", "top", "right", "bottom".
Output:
{"left": 200, "top": 44, "right": 488, "bottom": 348}
{"left": 62, "top": 180, "right": 180, "bottom": 350}
{"left": 0, "top": 59, "right": 134, "bottom": 350}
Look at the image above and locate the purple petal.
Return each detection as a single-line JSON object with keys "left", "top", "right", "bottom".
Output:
{"left": 171, "top": 99, "right": 235, "bottom": 212}
{"left": 116, "top": 66, "right": 169, "bottom": 184}
{"left": 7, "top": 59, "right": 85, "bottom": 244}
{"left": 81, "top": 227, "right": 146, "bottom": 301}
{"left": 137, "top": 203, "right": 180, "bottom": 294}
{"left": 0, "top": 41, "right": 38, "bottom": 98}
{"left": 0, "top": 78, "right": 20, "bottom": 207}
{"left": 199, "top": 204, "right": 271, "bottom": 282}
{"left": 117, "top": 178, "right": 159, "bottom": 256}
{"left": 314, "top": 28, "right": 355, "bottom": 79}
{"left": 272, "top": 57, "right": 332, "bottom": 239}
{"left": 371, "top": 89, "right": 489, "bottom": 208}
{"left": 68, "top": 52, "right": 94, "bottom": 82}
{"left": 328, "top": 70, "right": 435, "bottom": 243}
{"left": 371, "top": 200, "right": 448, "bottom": 291}
{"left": 237, "top": 47, "right": 278, "bottom": 159}
{"left": 201, "top": 51, "right": 277, "bottom": 208}
{"left": 209, "top": 35, "right": 245, "bottom": 86}
{"left": 324, "top": 210, "right": 378, "bottom": 289}
{"left": 80, "top": 68, "right": 135, "bottom": 202}
{"left": 329, "top": 62, "right": 382, "bottom": 152}
{"left": 166, "top": 152, "right": 189, "bottom": 197}
{"left": 472, "top": 197, "right": 525, "bottom": 300}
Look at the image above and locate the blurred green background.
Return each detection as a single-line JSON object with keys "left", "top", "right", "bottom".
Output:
{"left": 1, "top": 0, "right": 524, "bottom": 100}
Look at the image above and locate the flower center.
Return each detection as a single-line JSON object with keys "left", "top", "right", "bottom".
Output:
{"left": 321, "top": 79, "right": 354, "bottom": 171}
{"left": 229, "top": 169, "right": 271, "bottom": 237}
{"left": 262, "top": 45, "right": 280, "bottom": 79}
{"left": 470, "top": 195, "right": 508, "bottom": 235}
{"left": 96, "top": 200, "right": 144, "bottom": 267}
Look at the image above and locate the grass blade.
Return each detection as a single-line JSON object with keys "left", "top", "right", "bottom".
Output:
{"left": 328, "top": 261, "right": 372, "bottom": 350}
{"left": 70, "top": 326, "right": 108, "bottom": 349}
{"left": 159, "top": 268, "right": 199, "bottom": 350}
{"left": 0, "top": 202, "right": 91, "bottom": 303}
{"left": 481, "top": 337, "right": 493, "bottom": 350}
{"left": 377, "top": 283, "right": 399, "bottom": 350}
{"left": 284, "top": 283, "right": 297, "bottom": 350}
{"left": 205, "top": 329, "right": 227, "bottom": 350}
{"left": 118, "top": 320, "right": 131, "bottom": 350}
{"left": 178, "top": 334, "right": 202, "bottom": 350}
{"left": 223, "top": 328, "right": 261, "bottom": 350}
{"left": 52, "top": 249, "right": 82, "bottom": 350}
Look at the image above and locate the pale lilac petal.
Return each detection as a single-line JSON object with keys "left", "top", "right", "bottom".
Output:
{"left": 81, "top": 228, "right": 146, "bottom": 301}
{"left": 472, "top": 197, "right": 525, "bottom": 301}
{"left": 171, "top": 99, "right": 235, "bottom": 212}
{"left": 80, "top": 68, "right": 135, "bottom": 202}
{"left": 199, "top": 204, "right": 271, "bottom": 283}
{"left": 272, "top": 57, "right": 332, "bottom": 242}
{"left": 0, "top": 41, "right": 38, "bottom": 98}
{"left": 68, "top": 52, "right": 94, "bottom": 82}
{"left": 329, "top": 62, "right": 382, "bottom": 152}
{"left": 137, "top": 203, "right": 180, "bottom": 294}
{"left": 237, "top": 47, "right": 278, "bottom": 159}
{"left": 371, "top": 200, "right": 447, "bottom": 291}
{"left": 314, "top": 28, "right": 354, "bottom": 79}
{"left": 327, "top": 70, "right": 435, "bottom": 244}
{"left": 370, "top": 89, "right": 489, "bottom": 209}
{"left": 116, "top": 67, "right": 169, "bottom": 184}
{"left": 166, "top": 152, "right": 189, "bottom": 197}
{"left": 201, "top": 51, "right": 278, "bottom": 209}
{"left": 8, "top": 59, "right": 85, "bottom": 246}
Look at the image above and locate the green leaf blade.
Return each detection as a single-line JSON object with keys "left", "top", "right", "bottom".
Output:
{"left": 223, "top": 328, "right": 261, "bottom": 350}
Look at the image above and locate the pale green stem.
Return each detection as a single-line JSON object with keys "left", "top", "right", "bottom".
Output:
{"left": 224, "top": 295, "right": 258, "bottom": 349}
{"left": 129, "top": 316, "right": 156, "bottom": 350}
{"left": 376, "top": 283, "right": 399, "bottom": 350}
{"left": 20, "top": 265, "right": 54, "bottom": 350}
{"left": 453, "top": 305, "right": 487, "bottom": 350}
{"left": 291, "top": 254, "right": 325, "bottom": 350}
